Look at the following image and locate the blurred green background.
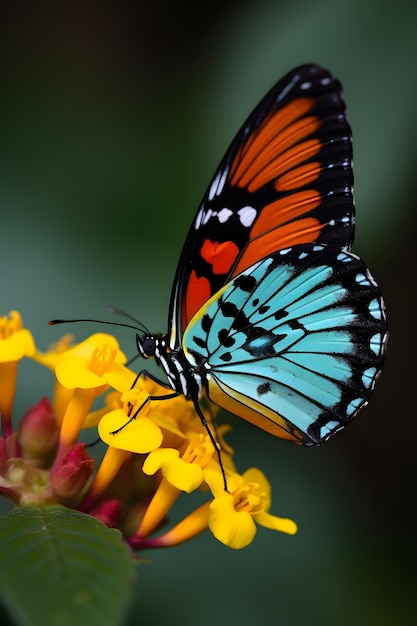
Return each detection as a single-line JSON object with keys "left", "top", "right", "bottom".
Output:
{"left": 1, "top": 1, "right": 416, "bottom": 625}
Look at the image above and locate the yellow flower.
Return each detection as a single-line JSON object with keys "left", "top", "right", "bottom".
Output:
{"left": 132, "top": 435, "right": 216, "bottom": 541}
{"left": 143, "top": 434, "right": 216, "bottom": 492}
{"left": 98, "top": 388, "right": 163, "bottom": 454}
{"left": 32, "top": 333, "right": 75, "bottom": 423}
{"left": 130, "top": 466, "right": 296, "bottom": 550}
{"left": 1, "top": 314, "right": 298, "bottom": 553}
{"left": 33, "top": 333, "right": 74, "bottom": 370}
{"left": 54, "top": 334, "right": 132, "bottom": 451}
{"left": 0, "top": 311, "right": 35, "bottom": 436}
{"left": 130, "top": 500, "right": 211, "bottom": 550}
{"left": 208, "top": 468, "right": 297, "bottom": 549}
{"left": 55, "top": 333, "right": 132, "bottom": 391}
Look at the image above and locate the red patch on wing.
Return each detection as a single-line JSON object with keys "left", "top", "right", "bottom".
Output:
{"left": 200, "top": 239, "right": 239, "bottom": 275}
{"left": 184, "top": 270, "right": 212, "bottom": 326}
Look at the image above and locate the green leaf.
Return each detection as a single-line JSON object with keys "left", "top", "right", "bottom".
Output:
{"left": 0, "top": 505, "right": 136, "bottom": 626}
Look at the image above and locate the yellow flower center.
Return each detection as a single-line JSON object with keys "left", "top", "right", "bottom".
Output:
{"left": 88, "top": 344, "right": 117, "bottom": 377}
{"left": 0, "top": 311, "right": 22, "bottom": 339}
{"left": 234, "top": 482, "right": 266, "bottom": 515}
{"left": 181, "top": 434, "right": 215, "bottom": 467}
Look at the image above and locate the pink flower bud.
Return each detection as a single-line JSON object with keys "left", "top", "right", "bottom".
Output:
{"left": 50, "top": 443, "right": 94, "bottom": 498}
{"left": 18, "top": 397, "right": 59, "bottom": 461}
{"left": 89, "top": 498, "right": 122, "bottom": 528}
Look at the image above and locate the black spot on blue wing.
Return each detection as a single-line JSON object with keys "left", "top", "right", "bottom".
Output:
{"left": 219, "top": 351, "right": 232, "bottom": 362}
{"left": 201, "top": 314, "right": 213, "bottom": 333}
{"left": 257, "top": 382, "right": 271, "bottom": 396}
{"left": 274, "top": 308, "right": 288, "bottom": 320}
{"left": 220, "top": 301, "right": 239, "bottom": 318}
{"left": 231, "top": 310, "right": 250, "bottom": 331}
{"left": 218, "top": 328, "right": 236, "bottom": 348}
{"left": 289, "top": 319, "right": 305, "bottom": 331}
{"left": 234, "top": 274, "right": 257, "bottom": 292}
{"left": 192, "top": 335, "right": 206, "bottom": 349}
{"left": 258, "top": 304, "right": 270, "bottom": 315}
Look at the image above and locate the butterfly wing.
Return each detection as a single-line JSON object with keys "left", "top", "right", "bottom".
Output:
{"left": 169, "top": 64, "right": 354, "bottom": 349}
{"left": 182, "top": 244, "right": 387, "bottom": 445}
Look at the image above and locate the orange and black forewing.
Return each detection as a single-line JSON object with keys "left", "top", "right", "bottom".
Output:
{"left": 169, "top": 64, "right": 354, "bottom": 348}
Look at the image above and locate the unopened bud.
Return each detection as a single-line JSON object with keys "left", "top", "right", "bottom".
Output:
{"left": 89, "top": 498, "right": 122, "bottom": 528}
{"left": 19, "top": 397, "right": 59, "bottom": 462}
{"left": 50, "top": 443, "right": 94, "bottom": 498}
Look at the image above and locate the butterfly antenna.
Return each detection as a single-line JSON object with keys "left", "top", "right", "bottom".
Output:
{"left": 49, "top": 317, "right": 149, "bottom": 335}
{"left": 107, "top": 306, "right": 151, "bottom": 335}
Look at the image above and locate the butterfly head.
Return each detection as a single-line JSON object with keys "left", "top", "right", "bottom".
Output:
{"left": 136, "top": 333, "right": 157, "bottom": 359}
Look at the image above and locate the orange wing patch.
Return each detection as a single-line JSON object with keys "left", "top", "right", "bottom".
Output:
{"left": 229, "top": 97, "right": 319, "bottom": 193}
{"left": 233, "top": 189, "right": 322, "bottom": 274}
{"left": 276, "top": 161, "right": 322, "bottom": 191}
{"left": 250, "top": 190, "right": 321, "bottom": 238}
{"left": 234, "top": 217, "right": 321, "bottom": 276}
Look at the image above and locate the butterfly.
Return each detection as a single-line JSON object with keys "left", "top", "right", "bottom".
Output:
{"left": 136, "top": 64, "right": 387, "bottom": 451}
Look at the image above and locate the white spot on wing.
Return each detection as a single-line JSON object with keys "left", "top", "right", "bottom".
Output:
{"left": 203, "top": 208, "right": 213, "bottom": 225}
{"left": 208, "top": 166, "right": 229, "bottom": 201}
{"left": 195, "top": 207, "right": 204, "bottom": 230}
{"left": 217, "top": 166, "right": 228, "bottom": 197}
{"left": 208, "top": 172, "right": 221, "bottom": 202}
{"left": 217, "top": 208, "right": 233, "bottom": 223}
{"left": 238, "top": 206, "right": 257, "bottom": 227}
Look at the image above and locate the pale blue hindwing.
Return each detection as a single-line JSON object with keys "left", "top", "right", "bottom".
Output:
{"left": 182, "top": 244, "right": 387, "bottom": 445}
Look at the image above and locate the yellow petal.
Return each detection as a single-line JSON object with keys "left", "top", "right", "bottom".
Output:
{"left": 33, "top": 334, "right": 74, "bottom": 369}
{"left": 98, "top": 409, "right": 163, "bottom": 453}
{"left": 54, "top": 334, "right": 130, "bottom": 390}
{"left": 0, "top": 328, "right": 35, "bottom": 362}
{"left": 56, "top": 356, "right": 107, "bottom": 389}
{"left": 101, "top": 363, "right": 137, "bottom": 393}
{"left": 209, "top": 492, "right": 257, "bottom": 549}
{"left": 143, "top": 448, "right": 204, "bottom": 492}
{"left": 242, "top": 467, "right": 272, "bottom": 507}
{"left": 154, "top": 501, "right": 211, "bottom": 547}
{"left": 255, "top": 511, "right": 298, "bottom": 535}
{"left": 61, "top": 333, "right": 124, "bottom": 361}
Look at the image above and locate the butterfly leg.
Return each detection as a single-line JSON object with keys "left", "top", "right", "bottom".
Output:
{"left": 192, "top": 400, "right": 228, "bottom": 492}
{"left": 130, "top": 368, "right": 174, "bottom": 392}
{"left": 126, "top": 370, "right": 229, "bottom": 490}
{"left": 109, "top": 369, "right": 178, "bottom": 435}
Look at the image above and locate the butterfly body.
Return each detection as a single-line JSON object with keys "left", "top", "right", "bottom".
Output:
{"left": 137, "top": 64, "right": 387, "bottom": 448}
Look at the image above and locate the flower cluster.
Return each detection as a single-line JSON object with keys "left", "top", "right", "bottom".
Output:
{"left": 0, "top": 311, "right": 297, "bottom": 550}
